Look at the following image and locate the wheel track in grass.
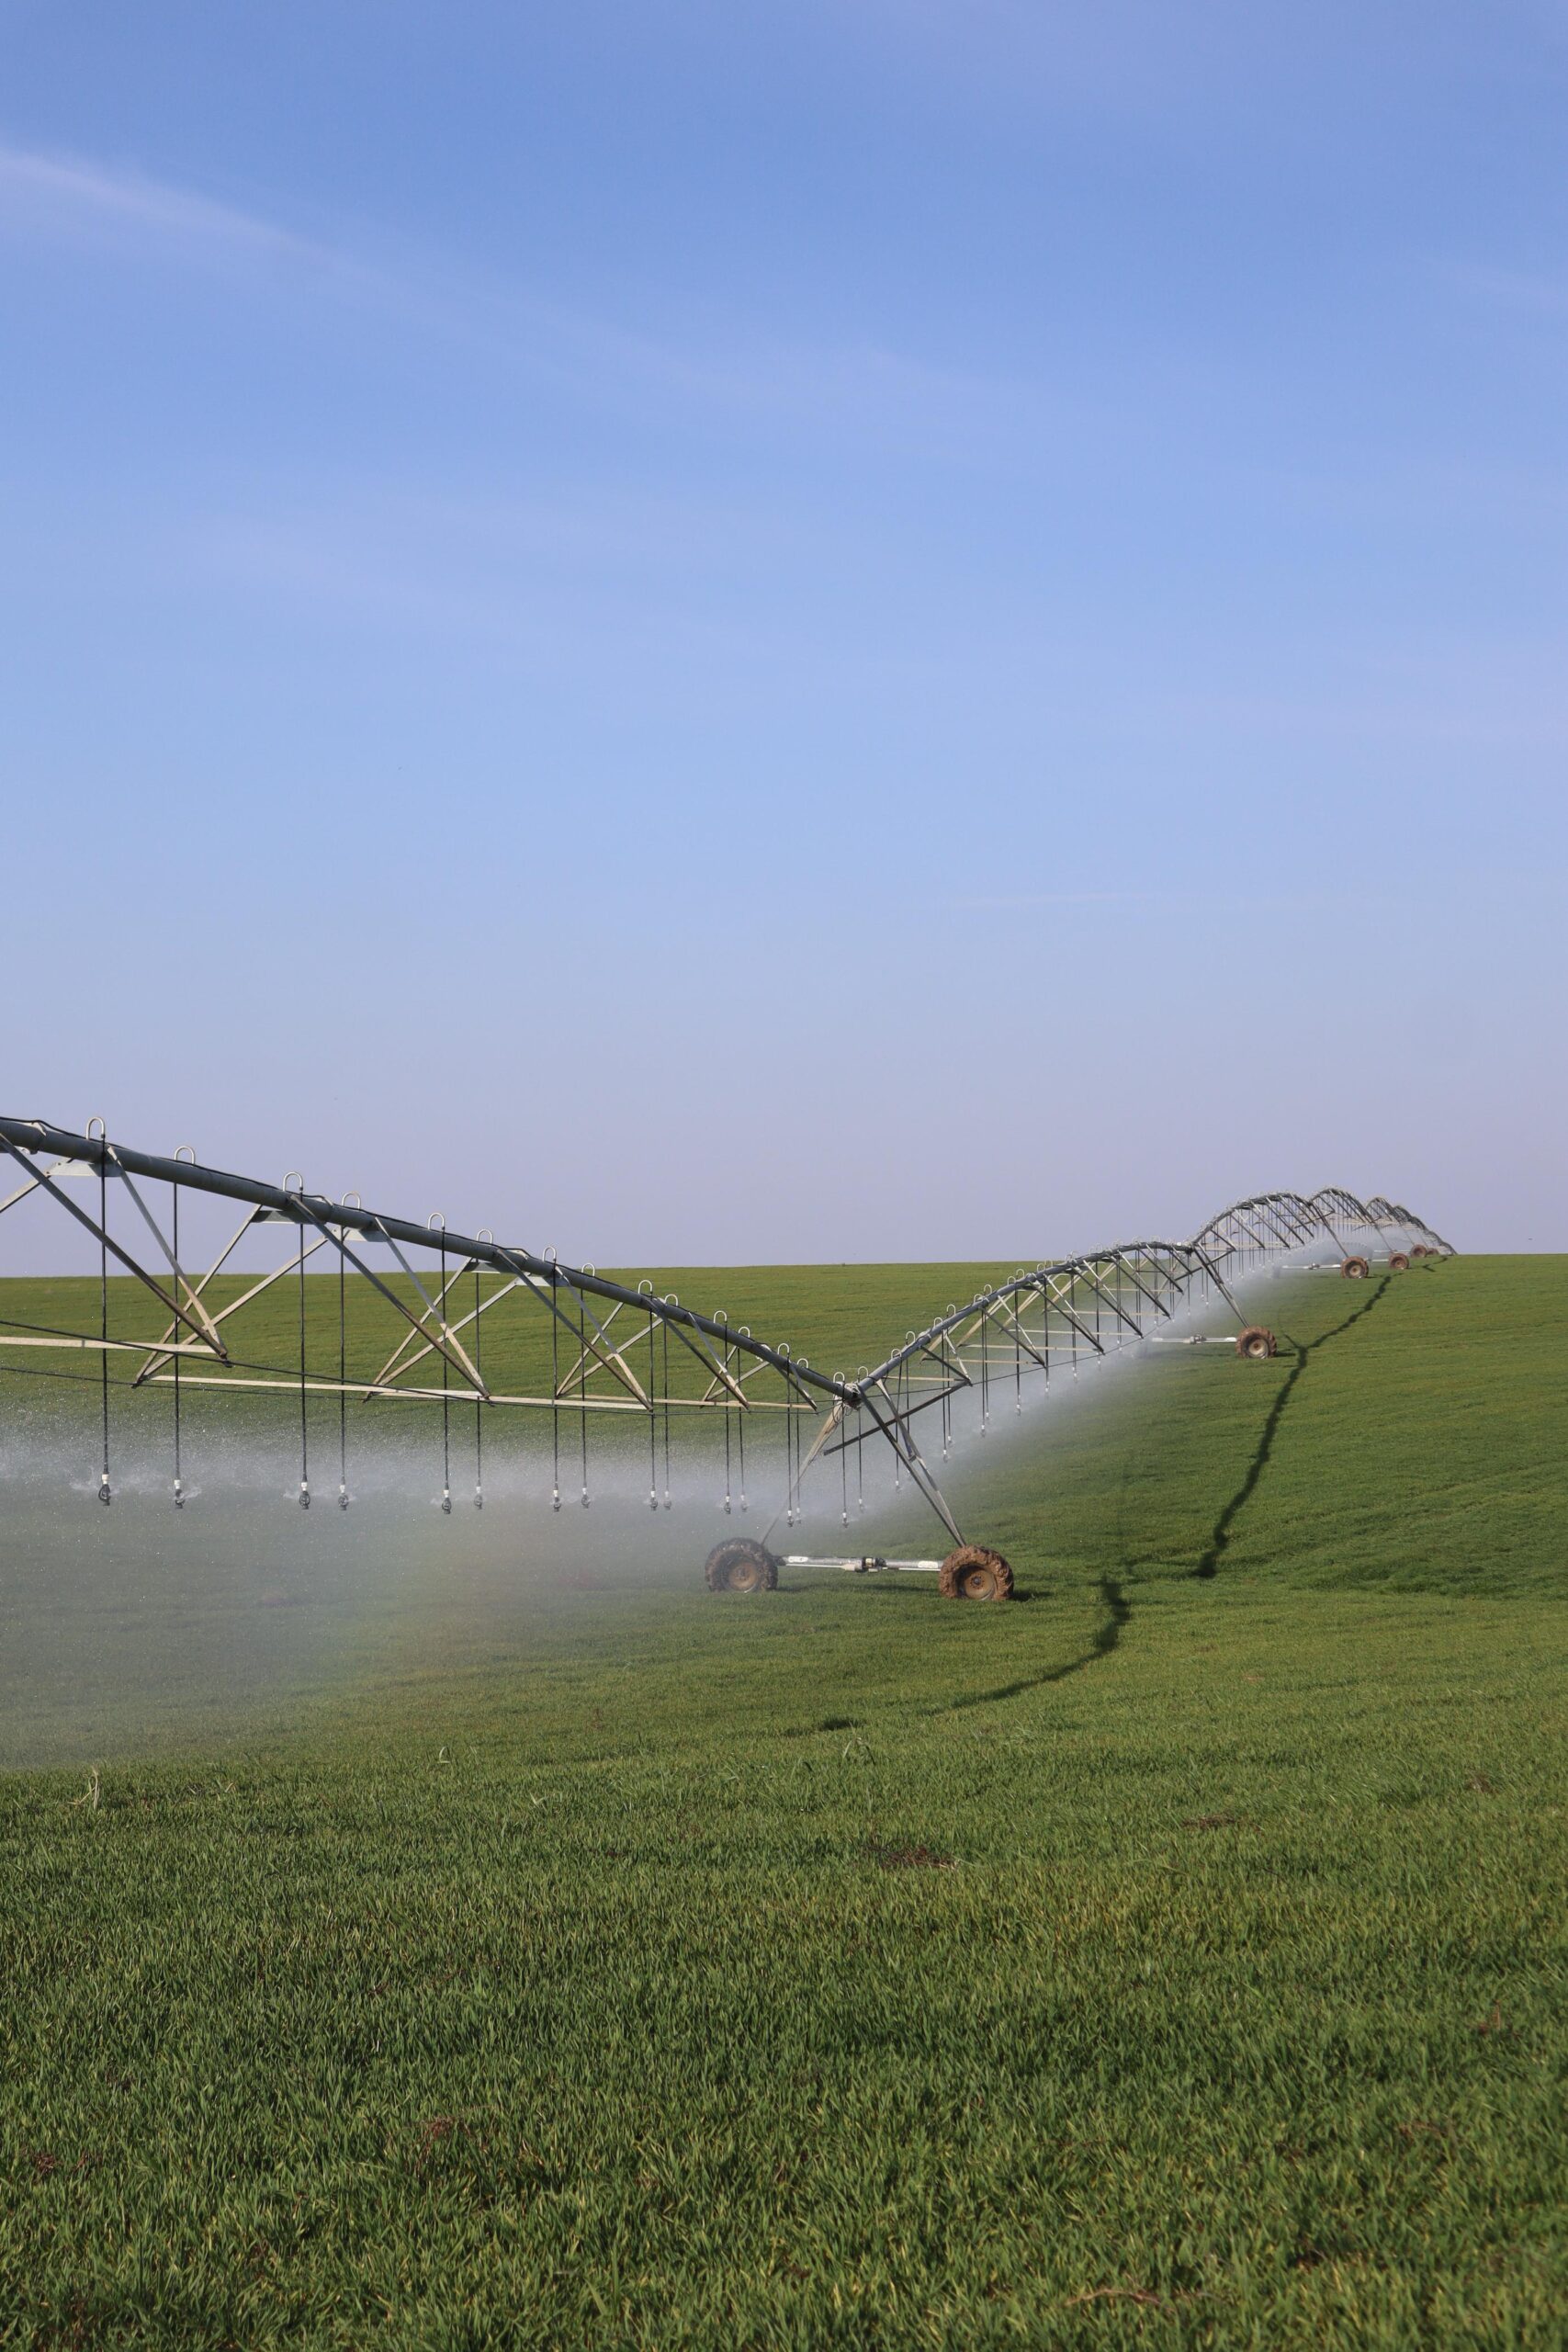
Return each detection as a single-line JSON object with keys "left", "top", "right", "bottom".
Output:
{"left": 1192, "top": 1275, "right": 1392, "bottom": 1580}
{"left": 935, "top": 1279, "right": 1395, "bottom": 1715}
{"left": 934, "top": 1575, "right": 1131, "bottom": 1713}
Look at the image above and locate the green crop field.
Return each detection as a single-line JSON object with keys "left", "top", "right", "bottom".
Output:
{"left": 1, "top": 1255, "right": 1564, "bottom": 2348}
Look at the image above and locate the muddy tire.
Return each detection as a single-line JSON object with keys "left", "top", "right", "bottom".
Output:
{"left": 1342, "top": 1255, "right": 1370, "bottom": 1280}
{"left": 1235, "top": 1325, "right": 1278, "bottom": 1360}
{"left": 704, "top": 1538, "right": 779, "bottom": 1594}
{"left": 1389, "top": 1251, "right": 1410, "bottom": 1272}
{"left": 1411, "top": 1244, "right": 1430, "bottom": 1259}
{"left": 938, "top": 1544, "right": 1014, "bottom": 1601}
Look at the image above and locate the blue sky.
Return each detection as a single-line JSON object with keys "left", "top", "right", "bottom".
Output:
{"left": 2, "top": 0, "right": 1563, "bottom": 1262}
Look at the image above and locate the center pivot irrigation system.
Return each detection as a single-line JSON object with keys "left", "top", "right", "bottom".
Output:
{"left": 0, "top": 1115, "right": 1452, "bottom": 1601}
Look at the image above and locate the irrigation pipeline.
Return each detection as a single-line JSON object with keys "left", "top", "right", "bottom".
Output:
{"left": 0, "top": 1115, "right": 1453, "bottom": 1546}
{"left": 0, "top": 1115, "right": 832, "bottom": 1404}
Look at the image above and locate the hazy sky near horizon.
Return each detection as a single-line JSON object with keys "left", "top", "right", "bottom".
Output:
{"left": 1, "top": 1, "right": 1563, "bottom": 1264}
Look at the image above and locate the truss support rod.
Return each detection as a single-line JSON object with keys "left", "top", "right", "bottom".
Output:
{"left": 490, "top": 1251, "right": 652, "bottom": 1409}
{"left": 0, "top": 1172, "right": 45, "bottom": 1220}
{"left": 983, "top": 1293, "right": 1052, "bottom": 1373}
{"left": 353, "top": 1218, "right": 488, "bottom": 1394}
{"left": 1039, "top": 1278, "right": 1108, "bottom": 1362}
{"left": 1108, "top": 1250, "right": 1178, "bottom": 1323}
{"left": 133, "top": 1224, "right": 333, "bottom": 1380}
{"left": 130, "top": 1204, "right": 267, "bottom": 1385}
{"left": 364, "top": 1254, "right": 487, "bottom": 1397}
{"left": 1187, "top": 1246, "right": 1247, "bottom": 1323}
{"left": 290, "top": 1202, "right": 490, "bottom": 1398}
{"left": 0, "top": 1136, "right": 230, "bottom": 1360}
{"left": 110, "top": 1161, "right": 230, "bottom": 1357}
{"left": 1073, "top": 1263, "right": 1148, "bottom": 1344}
{"left": 1242, "top": 1198, "right": 1316, "bottom": 1253}
{"left": 861, "top": 1383, "right": 965, "bottom": 1547}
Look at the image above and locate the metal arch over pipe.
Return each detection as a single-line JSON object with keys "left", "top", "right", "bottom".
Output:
{"left": 0, "top": 1114, "right": 1454, "bottom": 1545}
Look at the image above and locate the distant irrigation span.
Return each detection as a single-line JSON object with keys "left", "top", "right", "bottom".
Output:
{"left": 0, "top": 1115, "right": 1452, "bottom": 1602}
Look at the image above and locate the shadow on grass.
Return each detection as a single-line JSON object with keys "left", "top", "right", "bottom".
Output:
{"left": 1192, "top": 1276, "right": 1390, "bottom": 1579}
{"left": 934, "top": 1575, "right": 1130, "bottom": 1713}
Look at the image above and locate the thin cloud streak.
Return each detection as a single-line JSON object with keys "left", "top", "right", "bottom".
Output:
{"left": 954, "top": 890, "right": 1414, "bottom": 912}
{"left": 0, "top": 141, "right": 301, "bottom": 254}
{"left": 0, "top": 140, "right": 1051, "bottom": 452}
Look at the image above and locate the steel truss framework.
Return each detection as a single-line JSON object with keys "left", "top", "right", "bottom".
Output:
{"left": 0, "top": 1116, "right": 1452, "bottom": 1546}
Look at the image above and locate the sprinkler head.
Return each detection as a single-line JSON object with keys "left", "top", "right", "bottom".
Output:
{"left": 299, "top": 1483, "right": 310, "bottom": 1510}
{"left": 338, "top": 1486, "right": 350, "bottom": 1511}
{"left": 649, "top": 1489, "right": 659, "bottom": 1511}
{"left": 581, "top": 1487, "right": 590, "bottom": 1509}
{"left": 551, "top": 1487, "right": 561, "bottom": 1513}
{"left": 473, "top": 1487, "right": 483, "bottom": 1510}
{"left": 441, "top": 1490, "right": 452, "bottom": 1516}
{"left": 98, "top": 1476, "right": 112, "bottom": 1507}
{"left": 173, "top": 1481, "right": 185, "bottom": 1510}
{"left": 723, "top": 1496, "right": 732, "bottom": 1515}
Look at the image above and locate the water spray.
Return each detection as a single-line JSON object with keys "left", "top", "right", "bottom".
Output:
{"left": 0, "top": 1115, "right": 1452, "bottom": 1606}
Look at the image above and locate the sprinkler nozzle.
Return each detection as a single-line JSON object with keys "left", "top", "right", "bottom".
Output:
{"left": 473, "top": 1487, "right": 483, "bottom": 1510}
{"left": 173, "top": 1480, "right": 185, "bottom": 1510}
{"left": 551, "top": 1487, "right": 561, "bottom": 1512}
{"left": 338, "top": 1486, "right": 350, "bottom": 1511}
{"left": 299, "top": 1482, "right": 310, "bottom": 1510}
{"left": 98, "top": 1475, "right": 112, "bottom": 1507}
{"left": 441, "top": 1489, "right": 452, "bottom": 1515}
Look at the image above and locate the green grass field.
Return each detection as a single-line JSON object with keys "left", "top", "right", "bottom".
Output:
{"left": 2, "top": 1255, "right": 1564, "bottom": 2347}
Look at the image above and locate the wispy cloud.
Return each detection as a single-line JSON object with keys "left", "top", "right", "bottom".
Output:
{"left": 0, "top": 141, "right": 306, "bottom": 258}
{"left": 0, "top": 140, "right": 1050, "bottom": 455}
{"left": 954, "top": 888, "right": 1413, "bottom": 912}
{"left": 953, "top": 890, "right": 1176, "bottom": 909}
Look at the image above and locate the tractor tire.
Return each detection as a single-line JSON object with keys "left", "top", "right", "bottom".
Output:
{"left": 1342, "top": 1256, "right": 1370, "bottom": 1280}
{"left": 938, "top": 1544, "right": 1014, "bottom": 1601}
{"left": 1411, "top": 1244, "right": 1430, "bottom": 1259}
{"left": 1235, "top": 1325, "right": 1278, "bottom": 1359}
{"left": 1389, "top": 1251, "right": 1410, "bottom": 1272}
{"left": 704, "top": 1538, "right": 779, "bottom": 1594}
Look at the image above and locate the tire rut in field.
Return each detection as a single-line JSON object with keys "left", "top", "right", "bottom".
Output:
{"left": 933, "top": 1575, "right": 1130, "bottom": 1713}
{"left": 1192, "top": 1275, "right": 1391, "bottom": 1579}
